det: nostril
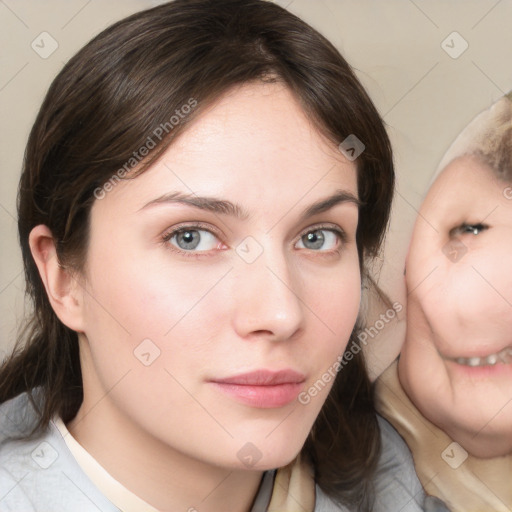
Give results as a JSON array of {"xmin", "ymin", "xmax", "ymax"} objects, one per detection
[{"xmin": 251, "ymin": 330, "xmax": 274, "ymax": 337}]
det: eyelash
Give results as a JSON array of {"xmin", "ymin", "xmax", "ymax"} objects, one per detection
[{"xmin": 161, "ymin": 222, "xmax": 347, "ymax": 258}]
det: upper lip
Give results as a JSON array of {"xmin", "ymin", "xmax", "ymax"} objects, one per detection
[{"xmin": 210, "ymin": 369, "xmax": 306, "ymax": 386}]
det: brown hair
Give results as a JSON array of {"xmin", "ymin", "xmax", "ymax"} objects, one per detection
[{"xmin": 1, "ymin": 0, "xmax": 393, "ymax": 509}]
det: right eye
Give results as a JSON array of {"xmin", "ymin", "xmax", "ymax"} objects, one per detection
[{"xmin": 162, "ymin": 223, "xmax": 225, "ymax": 255}]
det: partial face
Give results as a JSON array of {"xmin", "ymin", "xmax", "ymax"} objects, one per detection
[
  {"xmin": 400, "ymin": 156, "xmax": 512, "ymax": 457},
  {"xmin": 77, "ymin": 82, "xmax": 361, "ymax": 470}
]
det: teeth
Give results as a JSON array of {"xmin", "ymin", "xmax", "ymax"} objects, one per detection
[
  {"xmin": 499, "ymin": 349, "xmax": 512, "ymax": 364},
  {"xmin": 486, "ymin": 354, "xmax": 498, "ymax": 365},
  {"xmin": 452, "ymin": 347, "xmax": 512, "ymax": 367}
]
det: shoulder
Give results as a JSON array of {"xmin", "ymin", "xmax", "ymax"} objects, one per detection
[
  {"xmin": 0, "ymin": 391, "xmax": 44, "ymax": 511},
  {"xmin": 376, "ymin": 414, "xmax": 420, "ymax": 476},
  {"xmin": 0, "ymin": 388, "xmax": 41, "ymax": 441},
  {"xmin": 0, "ymin": 390, "xmax": 119, "ymax": 512}
]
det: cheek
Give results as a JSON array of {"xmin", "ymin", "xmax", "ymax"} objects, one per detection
[
  {"xmin": 407, "ymin": 244, "xmax": 512, "ymax": 338},
  {"xmin": 418, "ymin": 268, "xmax": 489, "ymax": 331},
  {"xmin": 469, "ymin": 239, "xmax": 512, "ymax": 304},
  {"xmin": 84, "ymin": 238, "xmax": 231, "ymax": 334},
  {"xmin": 304, "ymin": 253, "xmax": 361, "ymax": 328},
  {"xmin": 79, "ymin": 238, "xmax": 234, "ymax": 397},
  {"xmin": 308, "ymin": 261, "xmax": 362, "ymax": 386}
]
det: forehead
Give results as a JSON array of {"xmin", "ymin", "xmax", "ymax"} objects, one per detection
[
  {"xmin": 420, "ymin": 156, "xmax": 509, "ymax": 220},
  {"xmin": 159, "ymin": 80, "xmax": 353, "ymax": 185},
  {"xmin": 92, "ymin": 81, "xmax": 357, "ymax": 217}
]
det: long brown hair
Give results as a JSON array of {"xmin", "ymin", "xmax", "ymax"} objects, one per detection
[{"xmin": 1, "ymin": 0, "xmax": 394, "ymax": 509}]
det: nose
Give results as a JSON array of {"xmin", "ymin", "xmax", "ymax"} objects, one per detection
[{"xmin": 230, "ymin": 250, "xmax": 305, "ymax": 342}]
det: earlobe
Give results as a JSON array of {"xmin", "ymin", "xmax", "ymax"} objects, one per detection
[{"xmin": 28, "ymin": 225, "xmax": 85, "ymax": 333}]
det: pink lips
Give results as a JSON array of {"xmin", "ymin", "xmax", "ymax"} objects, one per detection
[{"xmin": 210, "ymin": 370, "xmax": 306, "ymax": 408}]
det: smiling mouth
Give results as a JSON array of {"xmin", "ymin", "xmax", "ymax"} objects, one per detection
[{"xmin": 447, "ymin": 347, "xmax": 512, "ymax": 367}]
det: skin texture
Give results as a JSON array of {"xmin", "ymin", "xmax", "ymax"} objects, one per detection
[
  {"xmin": 29, "ymin": 82, "xmax": 361, "ymax": 511},
  {"xmin": 400, "ymin": 155, "xmax": 512, "ymax": 459}
]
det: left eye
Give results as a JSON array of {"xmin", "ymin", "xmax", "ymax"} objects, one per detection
[
  {"xmin": 458, "ymin": 223, "xmax": 488, "ymax": 236},
  {"xmin": 168, "ymin": 228, "xmax": 220, "ymax": 251},
  {"xmin": 295, "ymin": 229, "xmax": 340, "ymax": 251}
]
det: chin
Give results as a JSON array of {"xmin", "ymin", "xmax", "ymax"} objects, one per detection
[
  {"xmin": 228, "ymin": 444, "xmax": 303, "ymax": 472},
  {"xmin": 449, "ymin": 429, "xmax": 512, "ymax": 459},
  {"xmin": 438, "ymin": 415, "xmax": 512, "ymax": 459}
]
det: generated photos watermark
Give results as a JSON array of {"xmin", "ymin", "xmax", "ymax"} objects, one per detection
[{"xmin": 298, "ymin": 301, "xmax": 403, "ymax": 405}]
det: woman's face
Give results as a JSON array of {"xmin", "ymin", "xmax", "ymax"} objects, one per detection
[
  {"xmin": 400, "ymin": 156, "xmax": 512, "ymax": 457},
  {"xmin": 76, "ymin": 82, "xmax": 361, "ymax": 470}
]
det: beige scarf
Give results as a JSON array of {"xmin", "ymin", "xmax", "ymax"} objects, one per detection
[
  {"xmin": 376, "ymin": 361, "xmax": 512, "ymax": 512},
  {"xmin": 267, "ymin": 456, "xmax": 316, "ymax": 512}
]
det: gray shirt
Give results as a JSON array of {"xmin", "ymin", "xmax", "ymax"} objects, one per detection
[{"xmin": 0, "ymin": 390, "xmax": 448, "ymax": 511}]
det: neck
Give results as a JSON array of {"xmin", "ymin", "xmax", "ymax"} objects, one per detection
[
  {"xmin": 67, "ymin": 350, "xmax": 265, "ymax": 512},
  {"xmin": 68, "ymin": 397, "xmax": 265, "ymax": 512}
]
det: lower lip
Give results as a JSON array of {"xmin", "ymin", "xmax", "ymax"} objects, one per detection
[{"xmin": 211, "ymin": 382, "xmax": 303, "ymax": 408}]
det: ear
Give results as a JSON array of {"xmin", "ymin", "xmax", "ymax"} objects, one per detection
[{"xmin": 29, "ymin": 225, "xmax": 85, "ymax": 333}]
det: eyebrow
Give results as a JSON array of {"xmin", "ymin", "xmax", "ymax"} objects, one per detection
[
  {"xmin": 139, "ymin": 189, "xmax": 361, "ymax": 221},
  {"xmin": 299, "ymin": 190, "xmax": 361, "ymax": 221},
  {"xmin": 139, "ymin": 192, "xmax": 250, "ymax": 218}
]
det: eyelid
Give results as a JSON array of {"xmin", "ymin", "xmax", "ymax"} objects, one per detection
[
  {"xmin": 161, "ymin": 221, "xmax": 223, "ymax": 242},
  {"xmin": 300, "ymin": 222, "xmax": 345, "ymax": 234}
]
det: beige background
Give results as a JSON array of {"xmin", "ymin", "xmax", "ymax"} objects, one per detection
[{"xmin": 1, "ymin": 0, "xmax": 511, "ymax": 374}]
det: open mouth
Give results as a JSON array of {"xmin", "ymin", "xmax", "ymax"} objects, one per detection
[{"xmin": 448, "ymin": 347, "xmax": 512, "ymax": 367}]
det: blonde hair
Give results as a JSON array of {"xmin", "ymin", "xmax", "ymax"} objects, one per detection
[{"xmin": 436, "ymin": 92, "xmax": 512, "ymax": 182}]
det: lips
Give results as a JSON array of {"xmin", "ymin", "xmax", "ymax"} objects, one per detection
[
  {"xmin": 213, "ymin": 369, "xmax": 306, "ymax": 386},
  {"xmin": 209, "ymin": 370, "xmax": 306, "ymax": 408}
]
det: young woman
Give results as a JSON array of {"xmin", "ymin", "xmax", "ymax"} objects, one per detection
[{"xmin": 0, "ymin": 1, "xmax": 446, "ymax": 510}]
